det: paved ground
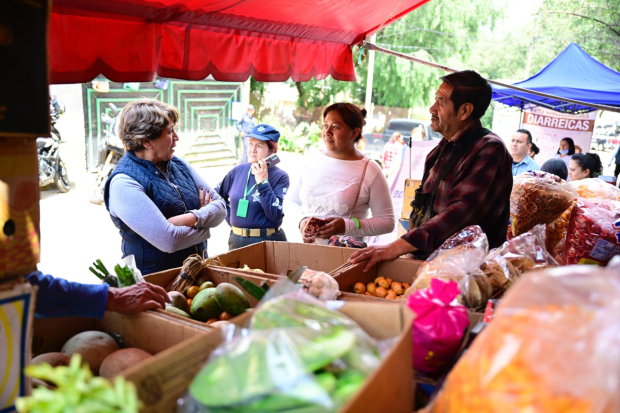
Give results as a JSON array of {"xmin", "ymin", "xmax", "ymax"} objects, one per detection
[{"xmin": 38, "ymin": 152, "xmax": 305, "ymax": 284}]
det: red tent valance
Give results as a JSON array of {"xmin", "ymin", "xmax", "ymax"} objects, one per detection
[{"xmin": 49, "ymin": 0, "xmax": 430, "ymax": 84}]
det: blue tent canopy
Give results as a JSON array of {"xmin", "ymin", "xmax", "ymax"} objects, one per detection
[{"xmin": 492, "ymin": 43, "xmax": 620, "ymax": 114}]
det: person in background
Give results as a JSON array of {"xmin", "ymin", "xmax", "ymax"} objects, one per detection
[
  {"xmin": 539, "ymin": 158, "xmax": 568, "ymax": 180},
  {"xmin": 104, "ymin": 100, "xmax": 226, "ymax": 275},
  {"xmin": 510, "ymin": 129, "xmax": 540, "ymax": 176},
  {"xmin": 569, "ymin": 153, "xmax": 603, "ymax": 181},
  {"xmin": 554, "ymin": 137, "xmax": 576, "ymax": 171},
  {"xmin": 236, "ymin": 104, "xmax": 257, "ymax": 163},
  {"xmin": 215, "ymin": 124, "xmax": 289, "ymax": 250},
  {"xmin": 349, "ymin": 70, "xmax": 512, "ymax": 270},
  {"xmin": 355, "ymin": 135, "xmax": 367, "ymax": 151},
  {"xmin": 381, "ymin": 131, "xmax": 403, "ymax": 173},
  {"xmin": 609, "ymin": 144, "xmax": 620, "ymax": 183},
  {"xmin": 575, "ymin": 145, "xmax": 583, "ymax": 154},
  {"xmin": 411, "ymin": 125, "xmax": 426, "ymax": 141},
  {"xmin": 529, "ymin": 142, "xmax": 540, "ymax": 159},
  {"xmin": 26, "ymin": 272, "xmax": 169, "ymax": 318},
  {"xmin": 285, "ymin": 103, "xmax": 394, "ymax": 245}
]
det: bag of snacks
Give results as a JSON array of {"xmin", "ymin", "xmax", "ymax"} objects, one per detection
[
  {"xmin": 409, "ymin": 248, "xmax": 491, "ymax": 312},
  {"xmin": 428, "ymin": 265, "xmax": 620, "ymax": 413},
  {"xmin": 508, "ymin": 171, "xmax": 577, "ymax": 239},
  {"xmin": 546, "ymin": 204, "xmax": 573, "ymax": 252},
  {"xmin": 425, "ymin": 225, "xmax": 489, "ymax": 262},
  {"xmin": 565, "ymin": 198, "xmax": 620, "ymax": 265},
  {"xmin": 571, "ymin": 178, "xmax": 620, "ymax": 201},
  {"xmin": 482, "ymin": 224, "xmax": 557, "ymax": 296},
  {"xmin": 407, "ymin": 278, "xmax": 469, "ymax": 376}
]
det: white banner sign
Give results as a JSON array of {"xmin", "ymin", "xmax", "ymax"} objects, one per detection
[
  {"xmin": 368, "ymin": 140, "xmax": 439, "ymax": 246},
  {"xmin": 522, "ymin": 107, "xmax": 598, "ymax": 164}
]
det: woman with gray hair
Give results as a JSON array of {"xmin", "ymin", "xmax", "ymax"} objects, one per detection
[{"xmin": 104, "ymin": 100, "xmax": 226, "ymax": 275}]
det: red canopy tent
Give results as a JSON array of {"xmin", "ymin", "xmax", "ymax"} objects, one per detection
[{"xmin": 49, "ymin": 0, "xmax": 430, "ymax": 84}]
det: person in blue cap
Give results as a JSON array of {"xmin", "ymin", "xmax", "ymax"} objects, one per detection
[
  {"xmin": 215, "ymin": 124, "xmax": 290, "ymax": 250},
  {"xmin": 236, "ymin": 104, "xmax": 257, "ymax": 163}
]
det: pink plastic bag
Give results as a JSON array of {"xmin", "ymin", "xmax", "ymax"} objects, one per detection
[{"xmin": 407, "ymin": 278, "xmax": 470, "ymax": 376}]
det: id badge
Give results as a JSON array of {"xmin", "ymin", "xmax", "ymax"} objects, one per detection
[{"xmin": 237, "ymin": 199, "xmax": 249, "ymax": 218}]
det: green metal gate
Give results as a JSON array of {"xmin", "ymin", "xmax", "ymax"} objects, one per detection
[{"xmin": 83, "ymin": 80, "xmax": 242, "ymax": 171}]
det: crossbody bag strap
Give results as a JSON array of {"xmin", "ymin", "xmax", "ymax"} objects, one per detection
[{"xmin": 348, "ymin": 159, "xmax": 370, "ymax": 220}]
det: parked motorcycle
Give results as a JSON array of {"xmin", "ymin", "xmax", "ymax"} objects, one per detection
[
  {"xmin": 37, "ymin": 132, "xmax": 71, "ymax": 193},
  {"xmin": 38, "ymin": 98, "xmax": 71, "ymax": 192},
  {"xmin": 89, "ymin": 103, "xmax": 125, "ymax": 205}
]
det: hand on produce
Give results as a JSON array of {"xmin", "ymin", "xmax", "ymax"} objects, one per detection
[
  {"xmin": 106, "ymin": 282, "xmax": 170, "ymax": 314},
  {"xmin": 314, "ymin": 217, "xmax": 345, "ymax": 239},
  {"xmin": 298, "ymin": 218, "xmax": 316, "ymax": 244},
  {"xmin": 349, "ymin": 239, "xmax": 417, "ymax": 272}
]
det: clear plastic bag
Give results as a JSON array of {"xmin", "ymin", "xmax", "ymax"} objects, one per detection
[
  {"xmin": 407, "ymin": 278, "xmax": 469, "ymax": 376},
  {"xmin": 482, "ymin": 224, "xmax": 557, "ymax": 296},
  {"xmin": 545, "ymin": 204, "xmax": 573, "ymax": 252},
  {"xmin": 508, "ymin": 171, "xmax": 577, "ymax": 239},
  {"xmin": 299, "ymin": 269, "xmax": 341, "ymax": 300},
  {"xmin": 179, "ymin": 289, "xmax": 387, "ymax": 413},
  {"xmin": 427, "ymin": 265, "xmax": 620, "ymax": 413},
  {"xmin": 570, "ymin": 177, "xmax": 620, "ymax": 201},
  {"xmin": 565, "ymin": 198, "xmax": 620, "ymax": 265},
  {"xmin": 411, "ymin": 248, "xmax": 490, "ymax": 312},
  {"xmin": 425, "ymin": 225, "xmax": 489, "ymax": 262}
]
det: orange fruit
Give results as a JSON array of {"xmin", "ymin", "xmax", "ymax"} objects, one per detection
[{"xmin": 186, "ymin": 286, "xmax": 200, "ymax": 298}]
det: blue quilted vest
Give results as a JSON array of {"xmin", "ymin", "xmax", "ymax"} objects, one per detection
[{"xmin": 104, "ymin": 152, "xmax": 206, "ymax": 275}]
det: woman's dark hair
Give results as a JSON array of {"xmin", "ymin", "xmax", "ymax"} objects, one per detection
[
  {"xmin": 323, "ymin": 103, "xmax": 367, "ymax": 142},
  {"xmin": 556, "ymin": 137, "xmax": 576, "ymax": 156},
  {"xmin": 529, "ymin": 142, "xmax": 540, "ymax": 156},
  {"xmin": 440, "ymin": 70, "xmax": 492, "ymax": 121},
  {"xmin": 540, "ymin": 158, "xmax": 568, "ymax": 180},
  {"xmin": 119, "ymin": 99, "xmax": 179, "ymax": 152},
  {"xmin": 571, "ymin": 153, "xmax": 603, "ymax": 178}
]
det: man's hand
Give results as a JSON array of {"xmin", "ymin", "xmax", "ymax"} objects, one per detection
[
  {"xmin": 299, "ymin": 218, "xmax": 315, "ymax": 244},
  {"xmin": 315, "ymin": 217, "xmax": 345, "ymax": 239},
  {"xmin": 348, "ymin": 239, "xmax": 417, "ymax": 272},
  {"xmin": 106, "ymin": 282, "xmax": 170, "ymax": 314},
  {"xmin": 251, "ymin": 160, "xmax": 269, "ymax": 183}
]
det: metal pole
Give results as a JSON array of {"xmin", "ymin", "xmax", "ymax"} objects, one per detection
[
  {"xmin": 364, "ymin": 42, "xmax": 620, "ymax": 114},
  {"xmin": 363, "ymin": 34, "xmax": 377, "ymax": 132}
]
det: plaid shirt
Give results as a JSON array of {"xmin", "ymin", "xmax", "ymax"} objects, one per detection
[
  {"xmin": 382, "ymin": 141, "xmax": 402, "ymax": 170},
  {"xmin": 401, "ymin": 121, "xmax": 513, "ymax": 253}
]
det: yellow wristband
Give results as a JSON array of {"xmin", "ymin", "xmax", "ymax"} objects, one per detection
[{"xmin": 351, "ymin": 217, "xmax": 361, "ymax": 229}]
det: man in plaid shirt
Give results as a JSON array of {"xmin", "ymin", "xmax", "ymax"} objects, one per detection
[{"xmin": 350, "ymin": 70, "xmax": 512, "ymax": 271}]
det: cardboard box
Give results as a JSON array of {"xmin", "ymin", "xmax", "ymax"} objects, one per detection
[
  {"xmin": 212, "ymin": 241, "xmax": 356, "ymax": 277},
  {"xmin": 332, "ymin": 259, "xmax": 423, "ymax": 303},
  {"xmin": 31, "ymin": 310, "xmax": 213, "ymax": 413},
  {"xmin": 0, "ymin": 138, "xmax": 40, "ymax": 280},
  {"xmin": 143, "ymin": 266, "xmax": 279, "ymax": 328},
  {"xmin": 123, "ymin": 300, "xmax": 414, "ymax": 413},
  {"xmin": 0, "ymin": 280, "xmax": 36, "ymax": 412}
]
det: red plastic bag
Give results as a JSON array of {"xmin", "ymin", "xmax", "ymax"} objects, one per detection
[
  {"xmin": 566, "ymin": 198, "xmax": 620, "ymax": 265},
  {"xmin": 407, "ymin": 278, "xmax": 469, "ymax": 376}
]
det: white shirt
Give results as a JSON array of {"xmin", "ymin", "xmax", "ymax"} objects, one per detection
[{"xmin": 284, "ymin": 151, "xmax": 395, "ymax": 243}]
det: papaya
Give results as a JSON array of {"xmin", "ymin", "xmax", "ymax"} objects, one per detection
[
  {"xmin": 214, "ymin": 283, "xmax": 250, "ymax": 316},
  {"xmin": 165, "ymin": 305, "xmax": 190, "ymax": 318},
  {"xmin": 191, "ymin": 288, "xmax": 223, "ymax": 321}
]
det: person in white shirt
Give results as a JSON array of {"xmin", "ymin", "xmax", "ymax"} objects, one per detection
[{"xmin": 285, "ymin": 103, "xmax": 395, "ymax": 245}]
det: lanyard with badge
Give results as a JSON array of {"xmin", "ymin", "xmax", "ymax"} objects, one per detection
[{"xmin": 236, "ymin": 166, "xmax": 257, "ymax": 218}]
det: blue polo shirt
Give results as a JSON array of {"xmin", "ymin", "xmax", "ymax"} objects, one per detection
[
  {"xmin": 512, "ymin": 154, "xmax": 540, "ymax": 176},
  {"xmin": 215, "ymin": 163, "xmax": 289, "ymax": 229}
]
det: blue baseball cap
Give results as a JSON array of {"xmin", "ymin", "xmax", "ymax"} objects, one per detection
[{"xmin": 246, "ymin": 124, "xmax": 280, "ymax": 143}]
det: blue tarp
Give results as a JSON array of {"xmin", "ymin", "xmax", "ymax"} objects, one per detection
[{"xmin": 492, "ymin": 43, "xmax": 620, "ymax": 113}]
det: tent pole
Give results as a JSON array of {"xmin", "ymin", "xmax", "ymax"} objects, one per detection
[{"xmin": 364, "ymin": 43, "xmax": 620, "ymax": 114}]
